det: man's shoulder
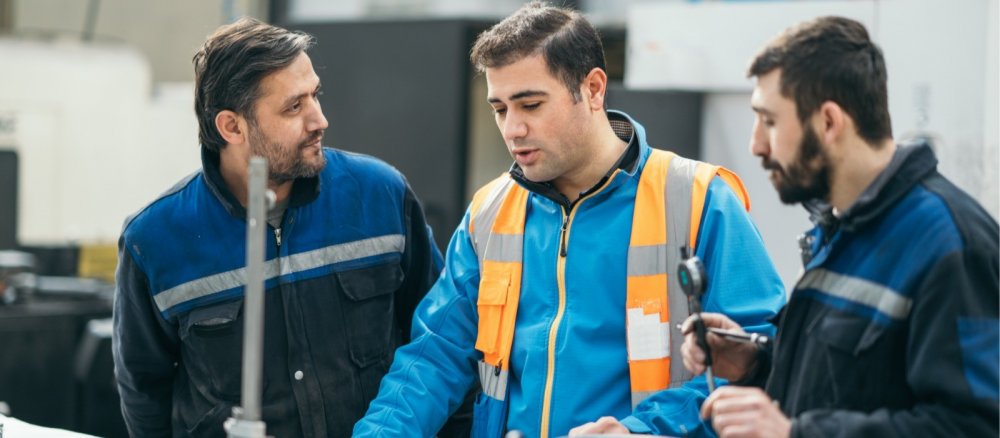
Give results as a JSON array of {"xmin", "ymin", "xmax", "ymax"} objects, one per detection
[
  {"xmin": 121, "ymin": 170, "xmax": 204, "ymax": 240},
  {"xmin": 323, "ymin": 147, "xmax": 405, "ymax": 184},
  {"xmin": 911, "ymin": 173, "xmax": 999, "ymax": 254}
]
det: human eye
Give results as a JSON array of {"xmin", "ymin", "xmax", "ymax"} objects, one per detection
[
  {"xmin": 492, "ymin": 106, "xmax": 507, "ymax": 116},
  {"xmin": 288, "ymin": 101, "xmax": 302, "ymax": 113},
  {"xmin": 523, "ymin": 102, "xmax": 541, "ymax": 111}
]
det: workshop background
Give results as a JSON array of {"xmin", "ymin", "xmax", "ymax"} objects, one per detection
[{"xmin": 0, "ymin": 0, "xmax": 996, "ymax": 436}]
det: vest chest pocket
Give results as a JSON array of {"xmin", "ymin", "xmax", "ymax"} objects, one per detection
[
  {"xmin": 808, "ymin": 312, "xmax": 901, "ymax": 408},
  {"xmin": 179, "ymin": 298, "xmax": 245, "ymax": 401},
  {"xmin": 474, "ymin": 268, "xmax": 511, "ymax": 357},
  {"xmin": 337, "ymin": 262, "xmax": 404, "ymax": 368}
]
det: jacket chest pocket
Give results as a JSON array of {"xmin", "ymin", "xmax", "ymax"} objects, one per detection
[
  {"xmin": 807, "ymin": 312, "xmax": 905, "ymax": 409},
  {"xmin": 179, "ymin": 298, "xmax": 245, "ymax": 401},
  {"xmin": 337, "ymin": 262, "xmax": 404, "ymax": 369}
]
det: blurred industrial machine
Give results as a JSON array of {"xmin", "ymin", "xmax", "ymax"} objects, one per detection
[{"xmin": 287, "ymin": 20, "xmax": 704, "ymax": 248}]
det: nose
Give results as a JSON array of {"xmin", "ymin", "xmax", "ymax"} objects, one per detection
[
  {"xmin": 501, "ymin": 111, "xmax": 527, "ymax": 143},
  {"xmin": 749, "ymin": 117, "xmax": 769, "ymax": 158},
  {"xmin": 307, "ymin": 99, "xmax": 329, "ymax": 132}
]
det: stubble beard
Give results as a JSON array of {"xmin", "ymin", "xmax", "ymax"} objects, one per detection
[
  {"xmin": 248, "ymin": 124, "xmax": 326, "ymax": 184},
  {"xmin": 762, "ymin": 124, "xmax": 831, "ymax": 205}
]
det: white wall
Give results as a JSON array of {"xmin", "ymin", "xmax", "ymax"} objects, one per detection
[
  {"xmin": 626, "ymin": 0, "xmax": 1000, "ymax": 289},
  {"xmin": 0, "ymin": 39, "xmax": 199, "ymax": 245},
  {"xmin": 14, "ymin": 0, "xmax": 265, "ymax": 83}
]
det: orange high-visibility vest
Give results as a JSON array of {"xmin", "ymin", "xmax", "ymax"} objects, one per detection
[{"xmin": 468, "ymin": 149, "xmax": 749, "ymax": 408}]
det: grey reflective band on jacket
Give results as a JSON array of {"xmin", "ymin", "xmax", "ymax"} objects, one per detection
[
  {"xmin": 664, "ymin": 155, "xmax": 699, "ymax": 390},
  {"xmin": 470, "ymin": 177, "xmax": 520, "ymax": 399},
  {"xmin": 471, "ymin": 178, "xmax": 517, "ymax": 267},
  {"xmin": 798, "ymin": 268, "xmax": 913, "ymax": 320},
  {"xmin": 627, "ymin": 244, "xmax": 668, "ymax": 276},
  {"xmin": 478, "ymin": 360, "xmax": 509, "ymax": 401},
  {"xmin": 153, "ymin": 234, "xmax": 405, "ymax": 314}
]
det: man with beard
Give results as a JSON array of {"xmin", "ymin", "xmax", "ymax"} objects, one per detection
[
  {"xmin": 680, "ymin": 16, "xmax": 999, "ymax": 438},
  {"xmin": 113, "ymin": 18, "xmax": 468, "ymax": 437}
]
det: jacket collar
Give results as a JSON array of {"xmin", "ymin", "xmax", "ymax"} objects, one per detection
[
  {"xmin": 509, "ymin": 109, "xmax": 641, "ymax": 209},
  {"xmin": 807, "ymin": 140, "xmax": 938, "ymax": 234},
  {"xmin": 200, "ymin": 146, "xmax": 322, "ymax": 219}
]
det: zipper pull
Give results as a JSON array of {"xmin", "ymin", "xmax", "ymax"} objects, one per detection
[
  {"xmin": 559, "ymin": 212, "xmax": 569, "ymax": 257},
  {"xmin": 274, "ymin": 227, "xmax": 282, "ymax": 248}
]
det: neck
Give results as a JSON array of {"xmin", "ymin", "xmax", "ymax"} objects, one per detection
[
  {"xmin": 553, "ymin": 124, "xmax": 627, "ymax": 202},
  {"xmin": 219, "ymin": 148, "xmax": 293, "ymax": 207},
  {"xmin": 828, "ymin": 138, "xmax": 896, "ymax": 212}
]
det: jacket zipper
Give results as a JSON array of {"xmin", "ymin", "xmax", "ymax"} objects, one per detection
[
  {"xmin": 539, "ymin": 173, "xmax": 617, "ymax": 438},
  {"xmin": 274, "ymin": 227, "xmax": 283, "ymax": 248}
]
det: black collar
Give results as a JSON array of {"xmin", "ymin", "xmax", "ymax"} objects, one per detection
[
  {"xmin": 200, "ymin": 146, "xmax": 321, "ymax": 219},
  {"xmin": 509, "ymin": 113, "xmax": 639, "ymax": 209},
  {"xmin": 806, "ymin": 141, "xmax": 938, "ymax": 234}
]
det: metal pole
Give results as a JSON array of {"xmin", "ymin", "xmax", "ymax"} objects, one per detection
[
  {"xmin": 225, "ymin": 157, "xmax": 269, "ymax": 438},
  {"xmin": 242, "ymin": 156, "xmax": 267, "ymax": 420}
]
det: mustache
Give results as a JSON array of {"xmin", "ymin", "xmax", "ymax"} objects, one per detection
[
  {"xmin": 300, "ymin": 131, "xmax": 324, "ymax": 148},
  {"xmin": 761, "ymin": 157, "xmax": 783, "ymax": 172}
]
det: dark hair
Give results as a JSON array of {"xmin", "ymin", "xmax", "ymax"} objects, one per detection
[
  {"xmin": 193, "ymin": 17, "xmax": 315, "ymax": 152},
  {"xmin": 470, "ymin": 1, "xmax": 605, "ymax": 101},
  {"xmin": 748, "ymin": 16, "xmax": 892, "ymax": 144}
]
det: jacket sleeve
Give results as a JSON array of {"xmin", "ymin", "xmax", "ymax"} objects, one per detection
[
  {"xmin": 395, "ymin": 185, "xmax": 446, "ymax": 342},
  {"xmin": 792, "ymin": 237, "xmax": 999, "ymax": 437},
  {"xmin": 112, "ymin": 235, "xmax": 180, "ymax": 437},
  {"xmin": 620, "ymin": 177, "xmax": 787, "ymax": 437},
  {"xmin": 354, "ymin": 210, "xmax": 481, "ymax": 438}
]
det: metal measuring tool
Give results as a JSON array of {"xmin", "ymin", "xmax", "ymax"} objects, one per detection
[{"xmin": 677, "ymin": 246, "xmax": 715, "ymax": 392}]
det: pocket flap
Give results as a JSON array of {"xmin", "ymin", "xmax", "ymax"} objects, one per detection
[
  {"xmin": 180, "ymin": 298, "xmax": 242, "ymax": 339},
  {"xmin": 337, "ymin": 262, "xmax": 404, "ymax": 301},
  {"xmin": 812, "ymin": 313, "xmax": 887, "ymax": 356},
  {"xmin": 477, "ymin": 268, "xmax": 511, "ymax": 306}
]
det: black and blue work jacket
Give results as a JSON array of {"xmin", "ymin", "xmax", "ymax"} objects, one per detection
[
  {"xmin": 113, "ymin": 146, "xmax": 445, "ymax": 437},
  {"xmin": 748, "ymin": 142, "xmax": 999, "ymax": 437}
]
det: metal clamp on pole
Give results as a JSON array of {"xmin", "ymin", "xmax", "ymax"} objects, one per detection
[
  {"xmin": 225, "ymin": 157, "xmax": 273, "ymax": 438},
  {"xmin": 677, "ymin": 246, "xmax": 715, "ymax": 393}
]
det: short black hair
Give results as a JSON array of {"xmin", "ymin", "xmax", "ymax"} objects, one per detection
[
  {"xmin": 193, "ymin": 17, "xmax": 315, "ymax": 152},
  {"xmin": 748, "ymin": 16, "xmax": 892, "ymax": 144},
  {"xmin": 470, "ymin": 1, "xmax": 605, "ymax": 101}
]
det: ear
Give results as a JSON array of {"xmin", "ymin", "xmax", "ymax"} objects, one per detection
[
  {"xmin": 581, "ymin": 67, "xmax": 608, "ymax": 111},
  {"xmin": 215, "ymin": 110, "xmax": 247, "ymax": 147},
  {"xmin": 817, "ymin": 101, "xmax": 847, "ymax": 145}
]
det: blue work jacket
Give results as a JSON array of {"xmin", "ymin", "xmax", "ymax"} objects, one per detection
[{"xmin": 355, "ymin": 111, "xmax": 786, "ymax": 438}]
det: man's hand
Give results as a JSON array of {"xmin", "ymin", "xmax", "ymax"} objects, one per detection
[
  {"xmin": 680, "ymin": 312, "xmax": 758, "ymax": 381},
  {"xmin": 700, "ymin": 386, "xmax": 790, "ymax": 438},
  {"xmin": 568, "ymin": 416, "xmax": 630, "ymax": 436}
]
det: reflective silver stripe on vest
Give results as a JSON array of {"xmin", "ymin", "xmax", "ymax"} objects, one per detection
[
  {"xmin": 478, "ymin": 360, "xmax": 509, "ymax": 401},
  {"xmin": 798, "ymin": 268, "xmax": 912, "ymax": 320},
  {"xmin": 483, "ymin": 233, "xmax": 523, "ymax": 263},
  {"xmin": 630, "ymin": 154, "xmax": 705, "ymax": 408},
  {"xmin": 472, "ymin": 178, "xmax": 516, "ymax": 265},
  {"xmin": 664, "ymin": 155, "xmax": 699, "ymax": 387},
  {"xmin": 153, "ymin": 234, "xmax": 405, "ymax": 313},
  {"xmin": 627, "ymin": 244, "xmax": 668, "ymax": 276}
]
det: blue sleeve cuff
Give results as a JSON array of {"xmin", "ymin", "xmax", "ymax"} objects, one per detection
[{"xmin": 620, "ymin": 415, "xmax": 652, "ymax": 434}]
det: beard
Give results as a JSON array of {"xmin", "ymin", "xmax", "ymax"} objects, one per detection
[
  {"xmin": 248, "ymin": 123, "xmax": 326, "ymax": 184},
  {"xmin": 762, "ymin": 124, "xmax": 831, "ymax": 205}
]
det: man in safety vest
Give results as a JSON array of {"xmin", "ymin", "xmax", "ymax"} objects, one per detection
[
  {"xmin": 354, "ymin": 2, "xmax": 785, "ymax": 437},
  {"xmin": 681, "ymin": 16, "xmax": 999, "ymax": 438}
]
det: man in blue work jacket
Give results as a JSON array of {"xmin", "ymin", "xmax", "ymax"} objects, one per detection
[
  {"xmin": 353, "ymin": 2, "xmax": 786, "ymax": 437},
  {"xmin": 112, "ymin": 18, "xmax": 469, "ymax": 437},
  {"xmin": 682, "ymin": 16, "xmax": 999, "ymax": 438}
]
